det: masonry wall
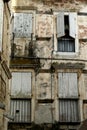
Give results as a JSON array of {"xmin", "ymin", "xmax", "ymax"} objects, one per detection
[
  {"xmin": 10, "ymin": 0, "xmax": 87, "ymax": 130},
  {"xmin": 0, "ymin": 1, "xmax": 11, "ymax": 130}
]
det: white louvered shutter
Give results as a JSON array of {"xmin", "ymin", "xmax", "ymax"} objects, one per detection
[
  {"xmin": 58, "ymin": 73, "xmax": 78, "ymax": 98},
  {"xmin": 69, "ymin": 12, "xmax": 77, "ymax": 38},
  {"xmin": 14, "ymin": 13, "xmax": 33, "ymax": 38},
  {"xmin": 23, "ymin": 13, "xmax": 33, "ymax": 37},
  {"xmin": 12, "ymin": 72, "xmax": 31, "ymax": 96},
  {"xmin": 57, "ymin": 12, "xmax": 65, "ymax": 38}
]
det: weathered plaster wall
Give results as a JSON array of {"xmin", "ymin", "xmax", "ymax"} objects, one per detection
[
  {"xmin": 1, "ymin": 1, "xmax": 11, "ymax": 130},
  {"xmin": 10, "ymin": 0, "xmax": 87, "ymax": 128},
  {"xmin": 11, "ymin": 0, "xmax": 87, "ymax": 61}
]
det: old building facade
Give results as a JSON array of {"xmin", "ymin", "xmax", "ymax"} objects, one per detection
[
  {"xmin": 0, "ymin": 0, "xmax": 11, "ymax": 130},
  {"xmin": 8, "ymin": 0, "xmax": 87, "ymax": 130}
]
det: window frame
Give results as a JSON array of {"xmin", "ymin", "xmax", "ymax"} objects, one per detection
[
  {"xmin": 53, "ymin": 12, "xmax": 79, "ymax": 56},
  {"xmin": 57, "ymin": 71, "xmax": 80, "ymax": 123},
  {"xmin": 10, "ymin": 70, "xmax": 35, "ymax": 123}
]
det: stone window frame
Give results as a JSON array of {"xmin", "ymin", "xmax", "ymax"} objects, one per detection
[{"xmin": 53, "ymin": 12, "xmax": 79, "ymax": 57}]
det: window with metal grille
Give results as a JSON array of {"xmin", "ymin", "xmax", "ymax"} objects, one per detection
[
  {"xmin": 10, "ymin": 99, "xmax": 31, "ymax": 123},
  {"xmin": 57, "ymin": 15, "xmax": 75, "ymax": 52},
  {"xmin": 55, "ymin": 12, "xmax": 78, "ymax": 53},
  {"xmin": 58, "ymin": 36, "xmax": 75, "ymax": 52},
  {"xmin": 59, "ymin": 99, "xmax": 79, "ymax": 123}
]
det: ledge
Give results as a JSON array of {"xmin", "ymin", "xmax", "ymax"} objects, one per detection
[{"xmin": 52, "ymin": 62, "xmax": 85, "ymax": 69}]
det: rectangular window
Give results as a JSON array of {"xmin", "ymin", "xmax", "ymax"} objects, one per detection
[
  {"xmin": 10, "ymin": 72, "xmax": 32, "ymax": 123},
  {"xmin": 56, "ymin": 12, "xmax": 78, "ymax": 53},
  {"xmin": 58, "ymin": 72, "xmax": 79, "ymax": 123},
  {"xmin": 14, "ymin": 13, "xmax": 33, "ymax": 38},
  {"xmin": 10, "ymin": 99, "xmax": 31, "ymax": 122}
]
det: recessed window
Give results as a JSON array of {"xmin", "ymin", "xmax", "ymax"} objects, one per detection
[
  {"xmin": 54, "ymin": 12, "xmax": 78, "ymax": 54},
  {"xmin": 58, "ymin": 72, "xmax": 80, "ymax": 123},
  {"xmin": 58, "ymin": 15, "xmax": 75, "ymax": 52}
]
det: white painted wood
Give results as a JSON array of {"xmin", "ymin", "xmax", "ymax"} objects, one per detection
[
  {"xmin": 58, "ymin": 73, "xmax": 78, "ymax": 98},
  {"xmin": 69, "ymin": 12, "xmax": 77, "ymax": 38},
  {"xmin": 21, "ymin": 72, "xmax": 31, "ymax": 94},
  {"xmin": 23, "ymin": 13, "xmax": 32, "ymax": 37},
  {"xmin": 11, "ymin": 72, "xmax": 31, "ymax": 96},
  {"xmin": 14, "ymin": 13, "xmax": 33, "ymax": 38},
  {"xmin": 57, "ymin": 12, "xmax": 65, "ymax": 37}
]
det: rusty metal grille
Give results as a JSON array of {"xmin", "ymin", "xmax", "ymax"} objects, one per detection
[
  {"xmin": 10, "ymin": 99, "xmax": 31, "ymax": 123},
  {"xmin": 59, "ymin": 99, "xmax": 79, "ymax": 123}
]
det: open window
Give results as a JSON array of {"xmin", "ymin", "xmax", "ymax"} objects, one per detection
[{"xmin": 54, "ymin": 12, "xmax": 78, "ymax": 55}]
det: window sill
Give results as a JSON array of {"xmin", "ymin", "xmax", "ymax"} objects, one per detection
[{"xmin": 53, "ymin": 51, "xmax": 79, "ymax": 57}]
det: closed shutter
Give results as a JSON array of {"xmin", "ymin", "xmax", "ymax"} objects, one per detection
[
  {"xmin": 11, "ymin": 72, "xmax": 31, "ymax": 96},
  {"xmin": 57, "ymin": 12, "xmax": 65, "ymax": 38},
  {"xmin": 0, "ymin": 1, "xmax": 4, "ymax": 51},
  {"xmin": 23, "ymin": 13, "xmax": 33, "ymax": 37},
  {"xmin": 58, "ymin": 73, "xmax": 78, "ymax": 98},
  {"xmin": 10, "ymin": 99, "xmax": 31, "ymax": 122},
  {"xmin": 14, "ymin": 13, "xmax": 33, "ymax": 38},
  {"xmin": 69, "ymin": 12, "xmax": 77, "ymax": 38}
]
